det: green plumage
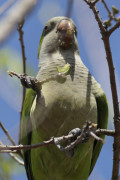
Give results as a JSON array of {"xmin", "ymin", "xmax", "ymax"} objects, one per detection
[
  {"xmin": 20, "ymin": 17, "xmax": 108, "ymax": 180},
  {"xmin": 90, "ymin": 94, "xmax": 108, "ymax": 173},
  {"xmin": 20, "ymin": 89, "xmax": 36, "ymax": 180}
]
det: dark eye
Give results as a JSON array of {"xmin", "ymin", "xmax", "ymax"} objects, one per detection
[
  {"xmin": 43, "ymin": 25, "xmax": 50, "ymax": 36},
  {"xmin": 43, "ymin": 22, "xmax": 55, "ymax": 36},
  {"xmin": 44, "ymin": 26, "xmax": 48, "ymax": 31}
]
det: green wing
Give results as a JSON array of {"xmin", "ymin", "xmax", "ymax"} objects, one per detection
[
  {"xmin": 20, "ymin": 89, "xmax": 36, "ymax": 180},
  {"xmin": 90, "ymin": 93, "xmax": 108, "ymax": 173}
]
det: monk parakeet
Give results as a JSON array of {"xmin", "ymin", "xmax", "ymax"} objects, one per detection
[{"xmin": 20, "ymin": 17, "xmax": 108, "ymax": 180}]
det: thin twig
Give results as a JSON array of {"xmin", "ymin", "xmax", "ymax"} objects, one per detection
[
  {"xmin": 0, "ymin": 124, "xmax": 114, "ymax": 152},
  {"xmin": 0, "ymin": 150, "xmax": 17, "ymax": 153},
  {"xmin": 84, "ymin": 1, "xmax": 106, "ymax": 34},
  {"xmin": 9, "ymin": 153, "xmax": 24, "ymax": 166},
  {"xmin": 0, "ymin": 121, "xmax": 16, "ymax": 146},
  {"xmin": 108, "ymin": 21, "xmax": 120, "ymax": 36},
  {"xmin": 17, "ymin": 21, "xmax": 26, "ymax": 77},
  {"xmin": 103, "ymin": 37, "xmax": 119, "ymax": 118},
  {"xmin": 0, "ymin": 121, "xmax": 23, "ymax": 158},
  {"xmin": 101, "ymin": 0, "xmax": 112, "ymax": 17},
  {"xmin": 101, "ymin": 0, "xmax": 119, "ymax": 24},
  {"xmin": 0, "ymin": 138, "xmax": 54, "ymax": 151},
  {"xmin": 64, "ymin": 123, "xmax": 103, "ymax": 152},
  {"xmin": 8, "ymin": 71, "xmax": 21, "ymax": 79},
  {"xmin": 0, "ymin": 141, "xmax": 24, "ymax": 166},
  {"xmin": 17, "ymin": 21, "xmax": 26, "ymax": 144},
  {"xmin": 8, "ymin": 65, "xmax": 71, "ymax": 90},
  {"xmin": 96, "ymin": 129, "xmax": 115, "ymax": 136},
  {"xmin": 90, "ymin": 131, "xmax": 104, "ymax": 142}
]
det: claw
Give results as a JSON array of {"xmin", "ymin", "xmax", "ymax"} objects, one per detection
[
  {"xmin": 20, "ymin": 74, "xmax": 36, "ymax": 88},
  {"xmin": 65, "ymin": 128, "xmax": 82, "ymax": 157},
  {"xmin": 20, "ymin": 74, "xmax": 41, "ymax": 95}
]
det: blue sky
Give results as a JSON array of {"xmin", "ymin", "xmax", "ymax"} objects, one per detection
[{"xmin": 0, "ymin": 0, "xmax": 120, "ymax": 180}]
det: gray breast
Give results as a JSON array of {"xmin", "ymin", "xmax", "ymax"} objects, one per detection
[{"xmin": 31, "ymin": 53, "xmax": 101, "ymax": 137}]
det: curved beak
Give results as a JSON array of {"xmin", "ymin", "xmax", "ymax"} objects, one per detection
[{"xmin": 57, "ymin": 19, "xmax": 75, "ymax": 47}]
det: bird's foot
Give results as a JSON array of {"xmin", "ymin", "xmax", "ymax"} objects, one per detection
[
  {"xmin": 54, "ymin": 122, "xmax": 99, "ymax": 157},
  {"xmin": 20, "ymin": 74, "xmax": 42, "ymax": 95},
  {"xmin": 8, "ymin": 71, "xmax": 41, "ymax": 94},
  {"xmin": 65, "ymin": 128, "xmax": 82, "ymax": 157},
  {"xmin": 65, "ymin": 126, "xmax": 91, "ymax": 157},
  {"xmin": 19, "ymin": 74, "xmax": 36, "ymax": 88}
]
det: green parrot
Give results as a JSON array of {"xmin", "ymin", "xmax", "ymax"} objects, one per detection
[{"xmin": 20, "ymin": 17, "xmax": 108, "ymax": 180}]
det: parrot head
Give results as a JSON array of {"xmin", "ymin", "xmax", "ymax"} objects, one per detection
[{"xmin": 38, "ymin": 17, "xmax": 78, "ymax": 58}]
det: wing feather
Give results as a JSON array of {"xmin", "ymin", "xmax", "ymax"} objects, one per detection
[
  {"xmin": 20, "ymin": 89, "xmax": 36, "ymax": 180},
  {"xmin": 90, "ymin": 93, "xmax": 108, "ymax": 173}
]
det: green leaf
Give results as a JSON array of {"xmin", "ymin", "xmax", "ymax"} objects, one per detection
[
  {"xmin": 112, "ymin": 6, "xmax": 119, "ymax": 15},
  {"xmin": 57, "ymin": 63, "xmax": 71, "ymax": 75}
]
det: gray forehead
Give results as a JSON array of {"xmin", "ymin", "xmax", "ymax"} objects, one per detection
[{"xmin": 45, "ymin": 16, "xmax": 76, "ymax": 28}]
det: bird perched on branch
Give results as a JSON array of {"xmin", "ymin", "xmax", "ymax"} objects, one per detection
[{"xmin": 20, "ymin": 16, "xmax": 108, "ymax": 180}]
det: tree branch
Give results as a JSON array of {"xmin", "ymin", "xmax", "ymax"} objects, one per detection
[
  {"xmin": 17, "ymin": 21, "xmax": 26, "ymax": 144},
  {"xmin": 103, "ymin": 37, "xmax": 119, "ymax": 117},
  {"xmin": 101, "ymin": 0, "xmax": 112, "ymax": 17},
  {"xmin": 108, "ymin": 21, "xmax": 120, "ymax": 36},
  {"xmin": 101, "ymin": 0, "xmax": 119, "ymax": 22},
  {"xmin": 83, "ymin": 1, "xmax": 120, "ymax": 179},
  {"xmin": 0, "ymin": 123, "xmax": 115, "ymax": 153},
  {"xmin": 0, "ymin": 138, "xmax": 54, "ymax": 151},
  {"xmin": 9, "ymin": 152, "xmax": 24, "ymax": 166},
  {"xmin": 95, "ymin": 129, "xmax": 115, "ymax": 136},
  {"xmin": 8, "ymin": 64, "xmax": 71, "ymax": 93},
  {"xmin": 0, "ymin": 141, "xmax": 24, "ymax": 166},
  {"xmin": 0, "ymin": 121, "xmax": 16, "ymax": 146},
  {"xmin": 85, "ymin": 1, "xmax": 106, "ymax": 34},
  {"xmin": 0, "ymin": 121, "xmax": 23, "ymax": 159},
  {"xmin": 17, "ymin": 21, "xmax": 26, "ymax": 78}
]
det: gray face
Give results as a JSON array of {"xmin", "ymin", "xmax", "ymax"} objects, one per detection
[{"xmin": 39, "ymin": 16, "xmax": 78, "ymax": 56}]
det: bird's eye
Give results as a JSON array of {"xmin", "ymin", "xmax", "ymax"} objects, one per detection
[
  {"xmin": 43, "ymin": 25, "xmax": 50, "ymax": 36},
  {"xmin": 44, "ymin": 26, "xmax": 48, "ymax": 30},
  {"xmin": 43, "ymin": 22, "xmax": 55, "ymax": 36}
]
